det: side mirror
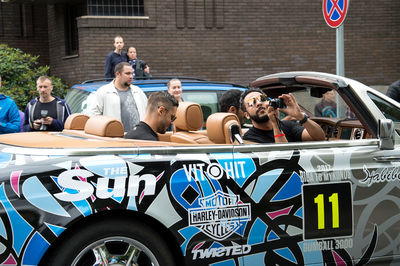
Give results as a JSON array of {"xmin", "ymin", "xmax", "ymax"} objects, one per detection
[{"xmin": 378, "ymin": 119, "xmax": 395, "ymax": 150}]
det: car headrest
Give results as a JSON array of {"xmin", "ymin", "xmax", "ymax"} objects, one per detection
[
  {"xmin": 84, "ymin": 115, "xmax": 124, "ymax": 137},
  {"xmin": 174, "ymin": 102, "xmax": 204, "ymax": 131},
  {"xmin": 64, "ymin": 113, "xmax": 90, "ymax": 130},
  {"xmin": 206, "ymin": 113, "xmax": 241, "ymax": 144}
]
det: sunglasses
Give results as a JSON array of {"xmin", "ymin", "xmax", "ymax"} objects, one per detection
[
  {"xmin": 160, "ymin": 106, "xmax": 177, "ymax": 122},
  {"xmin": 170, "ymin": 114, "xmax": 177, "ymax": 122},
  {"xmin": 247, "ymin": 94, "xmax": 268, "ymax": 107}
]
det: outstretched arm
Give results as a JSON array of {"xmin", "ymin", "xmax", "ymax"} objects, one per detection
[{"xmin": 279, "ymin": 93, "xmax": 325, "ymax": 141}]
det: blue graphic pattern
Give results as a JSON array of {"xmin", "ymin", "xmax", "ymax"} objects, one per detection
[
  {"xmin": 178, "ymin": 226, "xmax": 201, "ymax": 255},
  {"xmin": 274, "ymin": 247, "xmax": 297, "ymax": 264},
  {"xmin": 22, "ymin": 232, "xmax": 50, "ymax": 265},
  {"xmin": 45, "ymin": 223, "xmax": 65, "ymax": 237},
  {"xmin": 251, "ymin": 169, "xmax": 283, "ymax": 203},
  {"xmin": 272, "ymin": 172, "xmax": 302, "ymax": 202},
  {"xmin": 22, "ymin": 176, "xmax": 70, "ymax": 217},
  {"xmin": 0, "ymin": 183, "xmax": 33, "ymax": 256},
  {"xmin": 248, "ymin": 218, "xmax": 267, "ymax": 245},
  {"xmin": 0, "ymin": 153, "xmax": 12, "ymax": 169}
]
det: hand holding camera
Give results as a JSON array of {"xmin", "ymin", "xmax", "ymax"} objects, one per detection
[
  {"xmin": 39, "ymin": 110, "xmax": 48, "ymax": 131},
  {"xmin": 269, "ymin": 98, "xmax": 286, "ymax": 109},
  {"xmin": 275, "ymin": 93, "xmax": 305, "ymax": 121}
]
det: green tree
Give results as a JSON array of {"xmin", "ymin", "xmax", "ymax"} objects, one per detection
[{"xmin": 0, "ymin": 44, "xmax": 68, "ymax": 110}]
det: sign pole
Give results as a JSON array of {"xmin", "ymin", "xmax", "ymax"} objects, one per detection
[
  {"xmin": 323, "ymin": 0, "xmax": 349, "ymax": 77},
  {"xmin": 323, "ymin": 0, "xmax": 349, "ymax": 117},
  {"xmin": 336, "ymin": 25, "xmax": 344, "ymax": 116},
  {"xmin": 336, "ymin": 25, "xmax": 345, "ymax": 77}
]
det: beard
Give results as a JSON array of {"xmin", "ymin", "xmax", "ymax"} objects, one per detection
[
  {"xmin": 157, "ymin": 124, "xmax": 168, "ymax": 134},
  {"xmin": 249, "ymin": 112, "xmax": 270, "ymax": 123},
  {"xmin": 123, "ymin": 82, "xmax": 131, "ymax": 87},
  {"xmin": 157, "ymin": 119, "xmax": 169, "ymax": 134}
]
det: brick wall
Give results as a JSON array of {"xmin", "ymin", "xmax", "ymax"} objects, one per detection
[
  {"xmin": 0, "ymin": 3, "xmax": 49, "ymax": 66},
  {"xmin": 2, "ymin": 1, "xmax": 400, "ymax": 88},
  {"xmin": 47, "ymin": 4, "xmax": 83, "ymax": 84}
]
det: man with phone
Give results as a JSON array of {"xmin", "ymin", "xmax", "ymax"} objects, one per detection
[{"xmin": 23, "ymin": 76, "xmax": 71, "ymax": 131}]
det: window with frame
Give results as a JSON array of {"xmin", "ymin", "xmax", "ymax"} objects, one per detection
[
  {"xmin": 87, "ymin": 0, "xmax": 145, "ymax": 16},
  {"xmin": 64, "ymin": 3, "xmax": 86, "ymax": 56},
  {"xmin": 368, "ymin": 92, "xmax": 400, "ymax": 122}
]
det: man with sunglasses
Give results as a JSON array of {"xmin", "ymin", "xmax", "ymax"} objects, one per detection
[
  {"xmin": 240, "ymin": 88, "xmax": 325, "ymax": 143},
  {"xmin": 124, "ymin": 91, "xmax": 178, "ymax": 141}
]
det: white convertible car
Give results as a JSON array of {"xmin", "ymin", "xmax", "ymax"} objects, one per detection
[{"xmin": 0, "ymin": 72, "xmax": 398, "ymax": 266}]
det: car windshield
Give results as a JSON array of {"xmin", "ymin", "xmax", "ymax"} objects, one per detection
[
  {"xmin": 291, "ymin": 88, "xmax": 354, "ymax": 119},
  {"xmin": 65, "ymin": 89, "xmax": 91, "ymax": 114},
  {"xmin": 367, "ymin": 91, "xmax": 400, "ymax": 122}
]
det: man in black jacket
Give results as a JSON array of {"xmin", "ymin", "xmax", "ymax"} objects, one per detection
[
  {"xmin": 23, "ymin": 76, "xmax": 71, "ymax": 132},
  {"xmin": 104, "ymin": 36, "xmax": 127, "ymax": 78}
]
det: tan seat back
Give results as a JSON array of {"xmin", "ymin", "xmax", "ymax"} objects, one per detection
[
  {"xmin": 84, "ymin": 115, "xmax": 124, "ymax": 138},
  {"xmin": 64, "ymin": 113, "xmax": 90, "ymax": 130},
  {"xmin": 206, "ymin": 113, "xmax": 241, "ymax": 144},
  {"xmin": 170, "ymin": 102, "xmax": 213, "ymax": 144},
  {"xmin": 174, "ymin": 102, "xmax": 204, "ymax": 131}
]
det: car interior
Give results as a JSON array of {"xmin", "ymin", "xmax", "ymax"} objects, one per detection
[
  {"xmin": 0, "ymin": 97, "xmax": 370, "ymax": 149},
  {"xmin": 61, "ymin": 102, "xmax": 245, "ymax": 146},
  {"xmin": 56, "ymin": 93, "xmax": 371, "ymax": 148},
  {"xmin": 252, "ymin": 75, "xmax": 373, "ymax": 141}
]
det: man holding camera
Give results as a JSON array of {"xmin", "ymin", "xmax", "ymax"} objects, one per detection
[
  {"xmin": 240, "ymin": 88, "xmax": 324, "ymax": 143},
  {"xmin": 23, "ymin": 76, "xmax": 71, "ymax": 132}
]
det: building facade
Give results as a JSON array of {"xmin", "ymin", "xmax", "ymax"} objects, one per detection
[{"xmin": 0, "ymin": 0, "xmax": 399, "ymax": 88}]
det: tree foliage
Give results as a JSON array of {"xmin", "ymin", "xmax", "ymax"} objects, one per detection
[{"xmin": 0, "ymin": 44, "xmax": 68, "ymax": 110}]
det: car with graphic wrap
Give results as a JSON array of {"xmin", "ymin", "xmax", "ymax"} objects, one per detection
[{"xmin": 0, "ymin": 71, "xmax": 399, "ymax": 265}]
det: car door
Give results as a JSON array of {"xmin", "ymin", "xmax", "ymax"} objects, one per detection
[
  {"xmin": 167, "ymin": 147, "xmax": 254, "ymax": 265},
  {"xmin": 233, "ymin": 138, "xmax": 400, "ymax": 265}
]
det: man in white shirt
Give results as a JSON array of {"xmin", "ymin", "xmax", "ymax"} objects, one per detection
[{"xmin": 89, "ymin": 62, "xmax": 148, "ymax": 132}]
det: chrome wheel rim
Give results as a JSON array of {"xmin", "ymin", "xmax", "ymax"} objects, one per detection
[{"xmin": 71, "ymin": 236, "xmax": 159, "ymax": 266}]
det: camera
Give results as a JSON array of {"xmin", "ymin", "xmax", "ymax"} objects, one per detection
[
  {"xmin": 39, "ymin": 110, "xmax": 48, "ymax": 131},
  {"xmin": 269, "ymin": 98, "xmax": 286, "ymax": 109}
]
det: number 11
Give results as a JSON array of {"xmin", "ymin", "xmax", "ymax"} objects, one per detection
[{"xmin": 314, "ymin": 193, "xmax": 339, "ymax": 230}]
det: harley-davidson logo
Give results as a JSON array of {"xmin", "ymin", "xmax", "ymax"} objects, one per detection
[{"xmin": 188, "ymin": 191, "xmax": 251, "ymax": 240}]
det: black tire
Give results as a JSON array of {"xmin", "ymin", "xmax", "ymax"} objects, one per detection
[{"xmin": 41, "ymin": 217, "xmax": 176, "ymax": 266}]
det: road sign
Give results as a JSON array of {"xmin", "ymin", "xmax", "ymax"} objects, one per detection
[{"xmin": 323, "ymin": 0, "xmax": 349, "ymax": 28}]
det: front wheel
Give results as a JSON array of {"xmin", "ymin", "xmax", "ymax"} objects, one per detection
[{"xmin": 41, "ymin": 218, "xmax": 176, "ymax": 266}]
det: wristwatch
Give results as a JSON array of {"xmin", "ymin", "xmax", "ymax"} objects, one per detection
[{"xmin": 299, "ymin": 113, "xmax": 309, "ymax": 125}]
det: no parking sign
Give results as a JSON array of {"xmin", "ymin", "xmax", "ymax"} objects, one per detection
[{"xmin": 323, "ymin": 0, "xmax": 349, "ymax": 28}]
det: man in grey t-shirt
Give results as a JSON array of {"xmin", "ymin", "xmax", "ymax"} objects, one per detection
[
  {"xmin": 117, "ymin": 89, "xmax": 140, "ymax": 132},
  {"xmin": 89, "ymin": 62, "xmax": 147, "ymax": 132}
]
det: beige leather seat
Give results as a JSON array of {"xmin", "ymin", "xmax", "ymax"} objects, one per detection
[
  {"xmin": 64, "ymin": 113, "xmax": 90, "ymax": 130},
  {"xmin": 170, "ymin": 102, "xmax": 213, "ymax": 144},
  {"xmin": 206, "ymin": 113, "xmax": 242, "ymax": 144},
  {"xmin": 84, "ymin": 115, "xmax": 124, "ymax": 138}
]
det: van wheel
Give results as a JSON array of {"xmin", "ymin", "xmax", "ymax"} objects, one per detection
[{"xmin": 41, "ymin": 218, "xmax": 176, "ymax": 266}]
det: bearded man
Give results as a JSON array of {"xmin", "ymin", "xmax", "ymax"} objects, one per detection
[{"xmin": 240, "ymin": 88, "xmax": 324, "ymax": 143}]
